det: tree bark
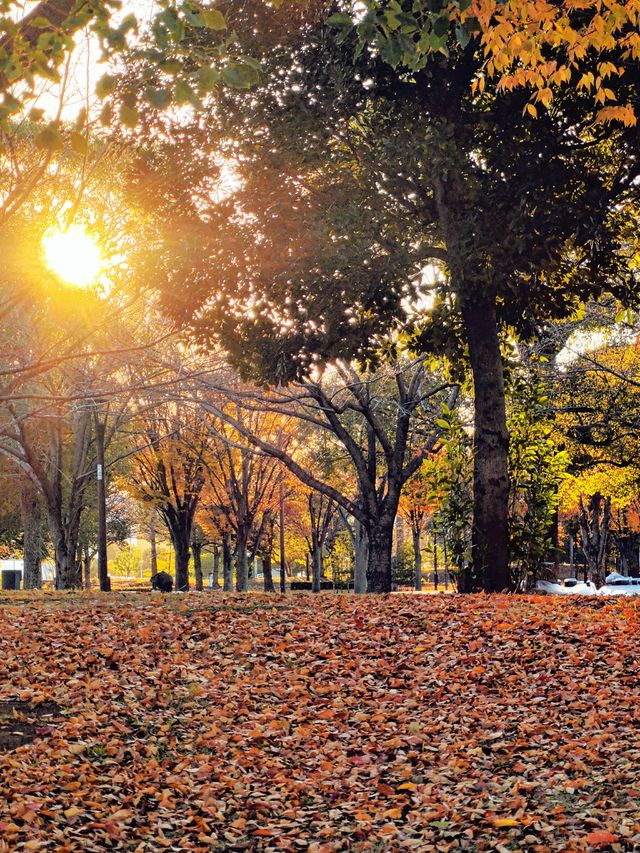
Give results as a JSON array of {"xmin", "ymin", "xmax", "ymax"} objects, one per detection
[
  {"xmin": 459, "ymin": 292, "xmax": 510, "ymax": 592},
  {"xmin": 354, "ymin": 519, "xmax": 368, "ymax": 594},
  {"xmin": 212, "ymin": 544, "xmax": 221, "ymax": 588},
  {"xmin": 235, "ymin": 527, "xmax": 249, "ymax": 592},
  {"xmin": 173, "ymin": 537, "xmax": 190, "ymax": 591},
  {"xmin": 311, "ymin": 531, "xmax": 322, "ymax": 594},
  {"xmin": 412, "ymin": 525, "xmax": 422, "ymax": 591},
  {"xmin": 192, "ymin": 541, "xmax": 203, "ymax": 591},
  {"xmin": 149, "ymin": 512, "xmax": 158, "ymax": 577},
  {"xmin": 83, "ymin": 545, "xmax": 92, "ymax": 591},
  {"xmin": 222, "ymin": 534, "xmax": 233, "ymax": 592},
  {"xmin": 579, "ymin": 492, "xmax": 611, "ymax": 588},
  {"xmin": 367, "ymin": 519, "xmax": 394, "ymax": 593},
  {"xmin": 20, "ymin": 477, "xmax": 41, "ymax": 589},
  {"xmin": 263, "ymin": 552, "xmax": 275, "ymax": 592}
]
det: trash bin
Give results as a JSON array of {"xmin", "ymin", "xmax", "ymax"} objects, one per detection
[{"xmin": 1, "ymin": 570, "xmax": 21, "ymax": 590}]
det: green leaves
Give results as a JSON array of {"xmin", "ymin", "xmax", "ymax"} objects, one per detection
[
  {"xmin": 34, "ymin": 124, "xmax": 63, "ymax": 152},
  {"xmin": 202, "ymin": 9, "xmax": 227, "ymax": 30},
  {"xmin": 221, "ymin": 60, "xmax": 260, "ymax": 90},
  {"xmin": 69, "ymin": 131, "xmax": 88, "ymax": 156},
  {"xmin": 119, "ymin": 104, "xmax": 139, "ymax": 129},
  {"xmin": 95, "ymin": 74, "xmax": 116, "ymax": 99}
]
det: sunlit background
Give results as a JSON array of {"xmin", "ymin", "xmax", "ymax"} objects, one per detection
[{"xmin": 42, "ymin": 225, "xmax": 103, "ymax": 288}]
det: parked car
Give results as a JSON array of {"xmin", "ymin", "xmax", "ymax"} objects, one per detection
[
  {"xmin": 600, "ymin": 573, "xmax": 640, "ymax": 595},
  {"xmin": 535, "ymin": 579, "xmax": 598, "ymax": 595}
]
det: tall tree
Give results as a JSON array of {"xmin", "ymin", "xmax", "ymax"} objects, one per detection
[
  {"xmin": 143, "ymin": 3, "xmax": 640, "ymax": 589},
  {"xmin": 125, "ymin": 404, "xmax": 209, "ymax": 591}
]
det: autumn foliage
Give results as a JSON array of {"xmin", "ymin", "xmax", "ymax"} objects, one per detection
[{"xmin": 1, "ymin": 592, "xmax": 640, "ymax": 850}]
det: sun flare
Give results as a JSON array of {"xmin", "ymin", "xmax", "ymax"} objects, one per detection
[{"xmin": 43, "ymin": 225, "xmax": 103, "ymax": 287}]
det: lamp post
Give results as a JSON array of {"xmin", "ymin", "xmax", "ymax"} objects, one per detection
[
  {"xmin": 94, "ymin": 404, "xmax": 111, "ymax": 592},
  {"xmin": 277, "ymin": 427, "xmax": 286, "ymax": 594},
  {"xmin": 279, "ymin": 475, "xmax": 286, "ymax": 594}
]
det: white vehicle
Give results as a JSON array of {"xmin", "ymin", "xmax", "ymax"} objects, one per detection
[
  {"xmin": 599, "ymin": 573, "xmax": 640, "ymax": 596},
  {"xmin": 535, "ymin": 579, "xmax": 598, "ymax": 595}
]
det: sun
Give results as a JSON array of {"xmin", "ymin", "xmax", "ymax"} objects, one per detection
[{"xmin": 43, "ymin": 225, "xmax": 103, "ymax": 288}]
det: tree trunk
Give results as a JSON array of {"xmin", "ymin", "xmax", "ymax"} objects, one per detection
[
  {"xmin": 311, "ymin": 532, "xmax": 322, "ymax": 593},
  {"xmin": 50, "ymin": 522, "xmax": 81, "ymax": 589},
  {"xmin": 20, "ymin": 477, "xmax": 41, "ymax": 589},
  {"xmin": 192, "ymin": 542, "xmax": 203, "ymax": 591},
  {"xmin": 263, "ymin": 552, "xmax": 275, "ymax": 592},
  {"xmin": 222, "ymin": 535, "xmax": 233, "ymax": 592},
  {"xmin": 459, "ymin": 293, "xmax": 510, "ymax": 593},
  {"xmin": 173, "ymin": 538, "xmax": 190, "ymax": 591},
  {"xmin": 579, "ymin": 492, "xmax": 611, "ymax": 588},
  {"xmin": 235, "ymin": 528, "xmax": 249, "ymax": 592},
  {"xmin": 354, "ymin": 519, "xmax": 368, "ymax": 594},
  {"xmin": 412, "ymin": 525, "xmax": 422, "ymax": 591},
  {"xmin": 149, "ymin": 512, "xmax": 158, "ymax": 577},
  {"xmin": 433, "ymin": 533, "xmax": 439, "ymax": 590},
  {"xmin": 367, "ymin": 519, "xmax": 394, "ymax": 593},
  {"xmin": 212, "ymin": 544, "xmax": 221, "ymax": 588},
  {"xmin": 83, "ymin": 545, "xmax": 92, "ymax": 590}
]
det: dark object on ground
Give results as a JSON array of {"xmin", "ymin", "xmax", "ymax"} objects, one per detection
[
  {"xmin": 151, "ymin": 572, "xmax": 173, "ymax": 592},
  {"xmin": 1, "ymin": 570, "xmax": 21, "ymax": 590}
]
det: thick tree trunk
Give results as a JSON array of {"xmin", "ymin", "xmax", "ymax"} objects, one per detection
[
  {"xmin": 20, "ymin": 477, "xmax": 41, "ymax": 589},
  {"xmin": 263, "ymin": 552, "xmax": 275, "ymax": 592},
  {"xmin": 50, "ymin": 521, "xmax": 81, "ymax": 589},
  {"xmin": 354, "ymin": 519, "xmax": 368, "ymax": 594},
  {"xmin": 235, "ymin": 528, "xmax": 249, "ymax": 592},
  {"xmin": 192, "ymin": 542, "xmax": 203, "ymax": 591},
  {"xmin": 460, "ymin": 293, "xmax": 510, "ymax": 593},
  {"xmin": 173, "ymin": 538, "xmax": 191, "ymax": 591},
  {"xmin": 55, "ymin": 546, "xmax": 81, "ymax": 589},
  {"xmin": 222, "ymin": 535, "xmax": 233, "ymax": 592},
  {"xmin": 366, "ymin": 519, "xmax": 394, "ymax": 593},
  {"xmin": 579, "ymin": 492, "xmax": 611, "ymax": 588},
  {"xmin": 413, "ymin": 526, "xmax": 422, "ymax": 592}
]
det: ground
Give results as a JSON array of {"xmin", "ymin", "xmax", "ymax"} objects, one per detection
[{"xmin": 0, "ymin": 592, "xmax": 639, "ymax": 852}]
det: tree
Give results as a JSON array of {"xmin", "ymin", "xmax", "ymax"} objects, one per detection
[
  {"xmin": 398, "ymin": 464, "xmax": 435, "ymax": 591},
  {"xmin": 579, "ymin": 492, "xmax": 612, "ymax": 587},
  {"xmin": 125, "ymin": 404, "xmax": 209, "ymax": 591},
  {"xmin": 142, "ymin": 3, "xmax": 640, "ymax": 590},
  {"xmin": 202, "ymin": 404, "xmax": 284, "ymax": 592},
  {"xmin": 199, "ymin": 360, "xmax": 453, "ymax": 592},
  {"xmin": 305, "ymin": 491, "xmax": 337, "ymax": 593}
]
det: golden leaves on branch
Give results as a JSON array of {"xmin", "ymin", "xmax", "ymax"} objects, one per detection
[{"xmin": 464, "ymin": 0, "xmax": 640, "ymax": 124}]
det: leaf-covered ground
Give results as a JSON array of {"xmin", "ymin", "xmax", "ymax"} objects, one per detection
[{"xmin": 0, "ymin": 592, "xmax": 639, "ymax": 852}]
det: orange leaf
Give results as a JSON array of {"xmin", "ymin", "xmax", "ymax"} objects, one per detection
[{"xmin": 584, "ymin": 830, "xmax": 619, "ymax": 846}]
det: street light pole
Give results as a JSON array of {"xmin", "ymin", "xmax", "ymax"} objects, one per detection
[
  {"xmin": 279, "ymin": 475, "xmax": 286, "ymax": 594},
  {"xmin": 94, "ymin": 406, "xmax": 111, "ymax": 592}
]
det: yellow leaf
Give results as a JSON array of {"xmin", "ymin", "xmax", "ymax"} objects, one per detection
[{"xmin": 494, "ymin": 817, "xmax": 520, "ymax": 827}]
